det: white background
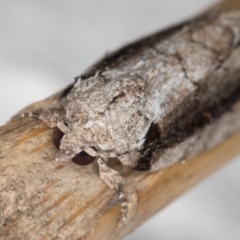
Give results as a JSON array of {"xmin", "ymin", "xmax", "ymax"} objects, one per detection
[{"xmin": 1, "ymin": 1, "xmax": 240, "ymax": 239}]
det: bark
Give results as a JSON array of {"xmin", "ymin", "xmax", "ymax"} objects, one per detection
[{"xmin": 1, "ymin": 1, "xmax": 240, "ymax": 239}]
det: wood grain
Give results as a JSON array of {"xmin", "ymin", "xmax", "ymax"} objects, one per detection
[
  {"xmin": 0, "ymin": 0, "xmax": 240, "ymax": 239},
  {"xmin": 1, "ymin": 113, "xmax": 240, "ymax": 239}
]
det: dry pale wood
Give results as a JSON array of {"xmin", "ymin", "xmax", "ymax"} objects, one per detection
[
  {"xmin": 1, "ymin": 109, "xmax": 240, "ymax": 240},
  {"xmin": 216, "ymin": 0, "xmax": 240, "ymax": 10},
  {"xmin": 1, "ymin": 0, "xmax": 240, "ymax": 239}
]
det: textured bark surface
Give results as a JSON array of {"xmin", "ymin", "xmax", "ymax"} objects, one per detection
[{"xmin": 1, "ymin": 1, "xmax": 240, "ymax": 239}]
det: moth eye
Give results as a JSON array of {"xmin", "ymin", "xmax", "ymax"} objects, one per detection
[
  {"xmin": 72, "ymin": 151, "xmax": 96, "ymax": 166},
  {"xmin": 52, "ymin": 127, "xmax": 64, "ymax": 149}
]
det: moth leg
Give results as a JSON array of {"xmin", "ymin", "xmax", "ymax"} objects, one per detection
[
  {"xmin": 118, "ymin": 153, "xmax": 138, "ymax": 169},
  {"xmin": 32, "ymin": 109, "xmax": 66, "ymax": 128},
  {"xmin": 14, "ymin": 108, "xmax": 59, "ymax": 127},
  {"xmin": 97, "ymin": 157, "xmax": 125, "ymax": 191},
  {"xmin": 97, "ymin": 157, "xmax": 137, "ymax": 227},
  {"xmin": 18, "ymin": 108, "xmax": 65, "ymax": 130}
]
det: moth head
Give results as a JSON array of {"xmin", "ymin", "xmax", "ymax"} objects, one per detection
[{"xmin": 52, "ymin": 127, "xmax": 97, "ymax": 166}]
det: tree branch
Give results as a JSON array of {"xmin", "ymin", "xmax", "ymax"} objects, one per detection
[{"xmin": 1, "ymin": 1, "xmax": 240, "ymax": 239}]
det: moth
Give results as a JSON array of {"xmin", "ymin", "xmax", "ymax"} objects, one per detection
[{"xmin": 25, "ymin": 11, "xmax": 240, "ymax": 226}]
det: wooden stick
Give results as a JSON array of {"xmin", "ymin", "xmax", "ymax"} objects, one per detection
[
  {"xmin": 1, "ymin": 1, "xmax": 240, "ymax": 239},
  {"xmin": 216, "ymin": 0, "xmax": 240, "ymax": 10}
]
